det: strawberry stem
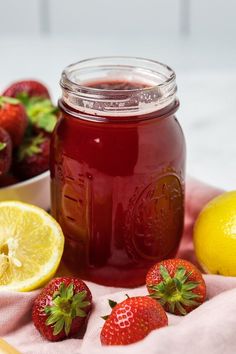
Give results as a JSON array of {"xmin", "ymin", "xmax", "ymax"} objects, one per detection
[
  {"xmin": 149, "ymin": 266, "xmax": 201, "ymax": 315},
  {"xmin": 44, "ymin": 282, "xmax": 90, "ymax": 336}
]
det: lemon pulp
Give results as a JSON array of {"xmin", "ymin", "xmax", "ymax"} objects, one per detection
[{"xmin": 0, "ymin": 201, "xmax": 64, "ymax": 291}]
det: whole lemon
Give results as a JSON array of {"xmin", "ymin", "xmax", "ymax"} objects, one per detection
[{"xmin": 194, "ymin": 191, "xmax": 236, "ymax": 276}]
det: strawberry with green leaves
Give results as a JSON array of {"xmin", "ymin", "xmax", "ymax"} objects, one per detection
[
  {"xmin": 146, "ymin": 258, "xmax": 206, "ymax": 315},
  {"xmin": 100, "ymin": 296, "xmax": 168, "ymax": 345},
  {"xmin": 0, "ymin": 127, "xmax": 12, "ymax": 176},
  {"xmin": 32, "ymin": 277, "xmax": 92, "ymax": 341},
  {"xmin": 13, "ymin": 133, "xmax": 50, "ymax": 180},
  {"xmin": 3, "ymin": 80, "xmax": 58, "ymax": 135}
]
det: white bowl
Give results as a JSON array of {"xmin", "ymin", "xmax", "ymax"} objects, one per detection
[{"xmin": 0, "ymin": 171, "xmax": 50, "ymax": 210}]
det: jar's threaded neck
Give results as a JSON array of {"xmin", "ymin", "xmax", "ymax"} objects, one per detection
[{"xmin": 60, "ymin": 56, "xmax": 177, "ymax": 118}]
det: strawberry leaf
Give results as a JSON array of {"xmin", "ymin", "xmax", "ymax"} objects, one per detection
[
  {"xmin": 76, "ymin": 308, "xmax": 86, "ymax": 317},
  {"xmin": 108, "ymin": 299, "xmax": 117, "ymax": 309},
  {"xmin": 65, "ymin": 283, "xmax": 74, "ymax": 299},
  {"xmin": 22, "ymin": 96, "xmax": 58, "ymax": 133},
  {"xmin": 17, "ymin": 134, "xmax": 45, "ymax": 161},
  {"xmin": 53, "ymin": 318, "xmax": 65, "ymax": 336},
  {"xmin": 0, "ymin": 142, "xmax": 6, "ymax": 151},
  {"xmin": 16, "ymin": 92, "xmax": 31, "ymax": 106},
  {"xmin": 37, "ymin": 113, "xmax": 57, "ymax": 132},
  {"xmin": 64, "ymin": 318, "xmax": 72, "ymax": 336},
  {"xmin": 73, "ymin": 291, "xmax": 87, "ymax": 303},
  {"xmin": 0, "ymin": 96, "xmax": 20, "ymax": 105}
]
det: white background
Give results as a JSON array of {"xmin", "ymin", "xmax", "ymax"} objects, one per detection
[{"xmin": 0, "ymin": 0, "xmax": 236, "ymax": 190}]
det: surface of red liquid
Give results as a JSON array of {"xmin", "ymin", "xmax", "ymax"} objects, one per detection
[
  {"xmin": 50, "ymin": 80, "xmax": 186, "ymax": 287},
  {"xmin": 86, "ymin": 80, "xmax": 149, "ymax": 90}
]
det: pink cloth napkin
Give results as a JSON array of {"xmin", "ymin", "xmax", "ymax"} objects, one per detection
[{"xmin": 2, "ymin": 177, "xmax": 236, "ymax": 354}]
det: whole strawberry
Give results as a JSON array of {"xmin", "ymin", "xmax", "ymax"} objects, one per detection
[
  {"xmin": 0, "ymin": 127, "xmax": 12, "ymax": 176},
  {"xmin": 146, "ymin": 258, "xmax": 206, "ymax": 315},
  {"xmin": 3, "ymin": 80, "xmax": 50, "ymax": 99},
  {"xmin": 0, "ymin": 97, "xmax": 28, "ymax": 147},
  {"xmin": 13, "ymin": 134, "xmax": 50, "ymax": 180},
  {"xmin": 3, "ymin": 80, "xmax": 58, "ymax": 135},
  {"xmin": 32, "ymin": 277, "xmax": 92, "ymax": 341},
  {"xmin": 100, "ymin": 296, "xmax": 168, "ymax": 345}
]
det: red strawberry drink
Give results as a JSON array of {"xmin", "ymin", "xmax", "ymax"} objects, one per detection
[{"xmin": 51, "ymin": 57, "xmax": 186, "ymax": 287}]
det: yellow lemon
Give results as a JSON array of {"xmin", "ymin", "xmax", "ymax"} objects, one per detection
[
  {"xmin": 194, "ymin": 191, "xmax": 236, "ymax": 276},
  {"xmin": 0, "ymin": 201, "xmax": 64, "ymax": 291}
]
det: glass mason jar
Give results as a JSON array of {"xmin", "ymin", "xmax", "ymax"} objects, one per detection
[{"xmin": 50, "ymin": 57, "xmax": 186, "ymax": 287}]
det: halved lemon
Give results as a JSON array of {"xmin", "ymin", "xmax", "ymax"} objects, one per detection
[{"xmin": 0, "ymin": 201, "xmax": 64, "ymax": 291}]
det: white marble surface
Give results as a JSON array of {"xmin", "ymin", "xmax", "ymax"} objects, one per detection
[{"xmin": 0, "ymin": 34, "xmax": 235, "ymax": 190}]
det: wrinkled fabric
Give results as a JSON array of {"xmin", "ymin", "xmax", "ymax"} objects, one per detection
[{"xmin": 2, "ymin": 178, "xmax": 235, "ymax": 354}]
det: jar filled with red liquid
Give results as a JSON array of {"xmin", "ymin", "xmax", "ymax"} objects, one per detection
[{"xmin": 50, "ymin": 57, "xmax": 186, "ymax": 287}]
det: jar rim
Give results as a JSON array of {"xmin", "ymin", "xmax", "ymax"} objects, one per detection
[
  {"xmin": 61, "ymin": 56, "xmax": 176, "ymax": 93},
  {"xmin": 60, "ymin": 56, "xmax": 177, "ymax": 117}
]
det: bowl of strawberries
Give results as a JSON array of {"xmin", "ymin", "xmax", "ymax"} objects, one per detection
[{"xmin": 0, "ymin": 80, "xmax": 58, "ymax": 210}]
